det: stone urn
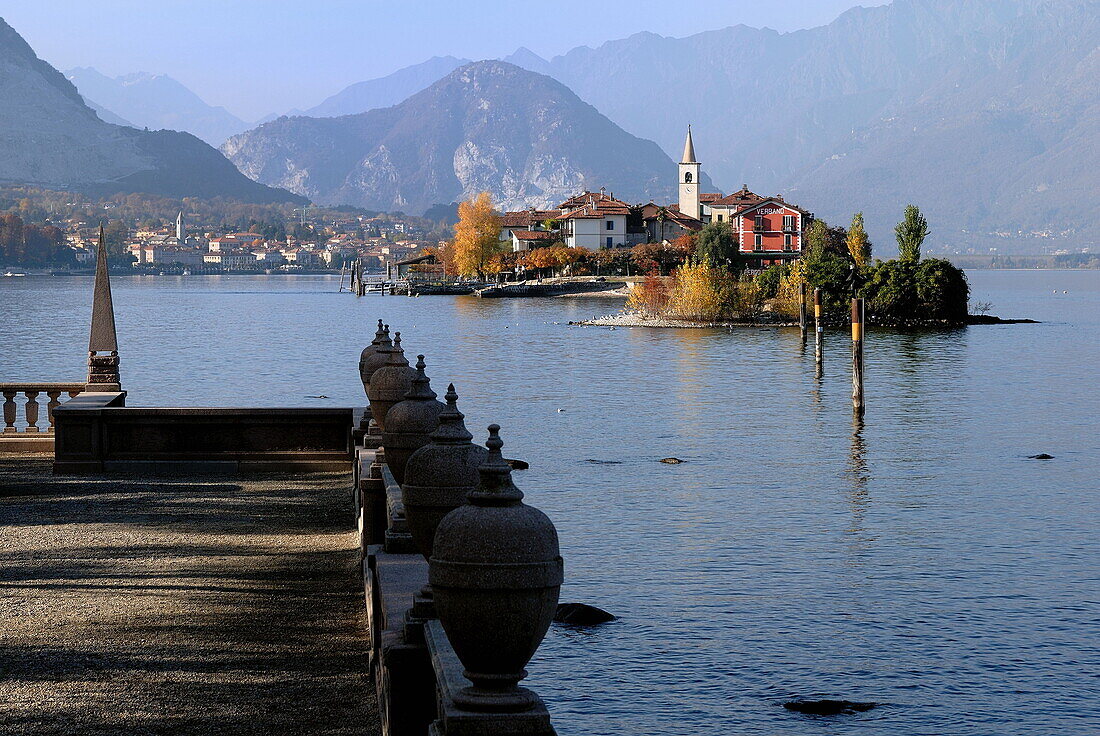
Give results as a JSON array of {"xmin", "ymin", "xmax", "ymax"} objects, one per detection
[
  {"xmin": 366, "ymin": 332, "xmax": 416, "ymax": 431},
  {"xmin": 358, "ymin": 319, "xmax": 390, "ymax": 395},
  {"xmin": 402, "ymin": 384, "xmax": 488, "ymax": 564},
  {"xmin": 430, "ymin": 424, "xmax": 564, "ymax": 712},
  {"xmin": 381, "ymin": 355, "xmax": 446, "ymax": 485}
]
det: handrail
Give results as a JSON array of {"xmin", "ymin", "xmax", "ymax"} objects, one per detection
[{"xmin": 1, "ymin": 383, "xmax": 85, "ymax": 438}]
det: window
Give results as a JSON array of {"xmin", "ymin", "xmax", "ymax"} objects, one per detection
[
  {"xmin": 783, "ymin": 214, "xmax": 795, "ymax": 230},
  {"xmin": 684, "ymin": 172, "xmax": 693, "ymax": 183},
  {"xmin": 784, "ymin": 234, "xmax": 793, "ymax": 251},
  {"xmin": 716, "ymin": 214, "xmax": 723, "ymax": 222},
  {"xmin": 606, "ymin": 220, "xmax": 614, "ymax": 230},
  {"xmin": 755, "ymin": 216, "xmax": 765, "ymax": 231},
  {"xmin": 606, "ymin": 236, "xmax": 613, "ymax": 248},
  {"xmin": 754, "ymin": 234, "xmax": 763, "ymax": 251}
]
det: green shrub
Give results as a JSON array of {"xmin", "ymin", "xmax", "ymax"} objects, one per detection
[{"xmin": 755, "ymin": 262, "xmax": 789, "ymax": 299}]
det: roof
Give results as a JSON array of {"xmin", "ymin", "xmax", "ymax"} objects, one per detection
[
  {"xmin": 732, "ymin": 197, "xmax": 812, "ymax": 218},
  {"xmin": 500, "ymin": 209, "xmax": 562, "ymax": 228},
  {"xmin": 710, "ymin": 185, "xmax": 765, "ymax": 208},
  {"xmin": 557, "ymin": 191, "xmax": 632, "ymax": 219},
  {"xmin": 699, "ymin": 193, "xmax": 723, "ymax": 203},
  {"xmin": 397, "ymin": 253, "xmax": 438, "ymax": 266},
  {"xmin": 511, "ymin": 230, "xmax": 556, "ymax": 241},
  {"xmin": 558, "ymin": 191, "xmax": 631, "ymax": 214}
]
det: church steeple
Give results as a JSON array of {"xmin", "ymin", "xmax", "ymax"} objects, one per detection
[
  {"xmin": 681, "ymin": 125, "xmax": 697, "ymax": 164},
  {"xmin": 678, "ymin": 125, "xmax": 701, "ymax": 219}
]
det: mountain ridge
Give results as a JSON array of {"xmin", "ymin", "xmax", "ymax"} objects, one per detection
[
  {"xmin": 66, "ymin": 67, "xmax": 250, "ymax": 146},
  {"xmin": 223, "ymin": 61, "xmax": 713, "ymax": 215},
  {"xmin": 0, "ymin": 18, "xmax": 302, "ymax": 204}
]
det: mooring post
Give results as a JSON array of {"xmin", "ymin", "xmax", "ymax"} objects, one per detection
[
  {"xmin": 799, "ymin": 282, "xmax": 807, "ymax": 342},
  {"xmin": 852, "ymin": 297, "xmax": 865, "ymax": 416},
  {"xmin": 814, "ymin": 288, "xmax": 823, "ymax": 369}
]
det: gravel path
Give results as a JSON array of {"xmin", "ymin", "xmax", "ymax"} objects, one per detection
[{"xmin": 0, "ymin": 458, "xmax": 377, "ymax": 735}]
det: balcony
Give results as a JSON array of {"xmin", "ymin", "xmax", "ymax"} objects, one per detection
[{"xmin": 753, "ymin": 221, "xmax": 766, "ymax": 232}]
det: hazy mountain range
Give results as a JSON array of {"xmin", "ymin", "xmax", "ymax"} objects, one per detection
[
  {"xmin": 66, "ymin": 67, "xmax": 250, "ymax": 146},
  {"xmin": 222, "ymin": 61, "xmax": 711, "ymax": 214},
  {"xmin": 251, "ymin": 0, "xmax": 1097, "ymax": 250},
  {"xmin": 0, "ymin": 18, "xmax": 301, "ymax": 203}
]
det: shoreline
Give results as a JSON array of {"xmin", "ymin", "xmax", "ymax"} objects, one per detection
[{"xmin": 572, "ymin": 312, "xmax": 1038, "ymax": 329}]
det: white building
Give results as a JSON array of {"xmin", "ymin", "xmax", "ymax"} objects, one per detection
[{"xmin": 558, "ymin": 191, "xmax": 631, "ymax": 249}]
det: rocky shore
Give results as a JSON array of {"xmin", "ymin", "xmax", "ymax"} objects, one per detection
[
  {"xmin": 571, "ymin": 311, "xmax": 798, "ymax": 328},
  {"xmin": 572, "ymin": 311, "xmax": 1037, "ymax": 329}
]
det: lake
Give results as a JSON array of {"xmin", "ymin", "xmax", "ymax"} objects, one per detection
[{"xmin": 2, "ymin": 270, "xmax": 1098, "ymax": 734}]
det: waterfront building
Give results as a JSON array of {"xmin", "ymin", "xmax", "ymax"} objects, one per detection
[
  {"xmin": 511, "ymin": 230, "xmax": 557, "ymax": 252},
  {"xmin": 558, "ymin": 191, "xmax": 632, "ymax": 249}
]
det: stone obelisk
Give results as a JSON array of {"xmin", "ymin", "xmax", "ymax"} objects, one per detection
[{"xmin": 86, "ymin": 225, "xmax": 122, "ymax": 392}]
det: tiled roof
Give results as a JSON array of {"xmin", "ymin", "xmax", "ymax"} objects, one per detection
[
  {"xmin": 558, "ymin": 191, "xmax": 631, "ymax": 214},
  {"xmin": 512, "ymin": 230, "xmax": 556, "ymax": 240},
  {"xmin": 500, "ymin": 209, "xmax": 563, "ymax": 228},
  {"xmin": 710, "ymin": 185, "xmax": 765, "ymax": 208},
  {"xmin": 699, "ymin": 193, "xmax": 723, "ymax": 203}
]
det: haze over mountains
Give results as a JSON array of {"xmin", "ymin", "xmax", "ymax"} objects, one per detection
[
  {"xmin": 273, "ymin": 0, "xmax": 1097, "ymax": 249},
  {"xmin": 223, "ymin": 61, "xmax": 709, "ymax": 214},
  {"xmin": 0, "ymin": 18, "xmax": 300, "ymax": 203},
  {"xmin": 66, "ymin": 67, "xmax": 250, "ymax": 146}
]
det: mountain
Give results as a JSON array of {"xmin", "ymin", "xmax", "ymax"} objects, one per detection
[
  {"xmin": 85, "ymin": 99, "xmax": 134, "ymax": 127},
  {"xmin": 532, "ymin": 0, "xmax": 1100, "ymax": 251},
  {"xmin": 303, "ymin": 56, "xmax": 470, "ymax": 118},
  {"xmin": 66, "ymin": 67, "xmax": 249, "ymax": 146},
  {"xmin": 0, "ymin": 18, "xmax": 302, "ymax": 203},
  {"xmin": 330, "ymin": 1, "xmax": 1097, "ymax": 251},
  {"xmin": 223, "ymin": 61, "xmax": 712, "ymax": 214},
  {"xmin": 500, "ymin": 47, "xmax": 550, "ymax": 75}
]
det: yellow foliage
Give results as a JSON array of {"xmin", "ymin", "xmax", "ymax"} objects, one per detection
[
  {"xmin": 847, "ymin": 212, "xmax": 871, "ymax": 267},
  {"xmin": 774, "ymin": 259, "xmax": 808, "ymax": 317},
  {"xmin": 667, "ymin": 260, "xmax": 729, "ymax": 321},
  {"xmin": 451, "ymin": 192, "xmax": 503, "ymax": 279}
]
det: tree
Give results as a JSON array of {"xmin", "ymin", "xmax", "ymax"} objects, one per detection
[
  {"xmin": 804, "ymin": 219, "xmax": 849, "ymax": 258},
  {"xmin": 694, "ymin": 221, "xmax": 739, "ymax": 271},
  {"xmin": 451, "ymin": 192, "xmax": 503, "ymax": 279},
  {"xmin": 102, "ymin": 219, "xmax": 130, "ymax": 256},
  {"xmin": 895, "ymin": 204, "xmax": 929, "ymax": 262},
  {"xmin": 846, "ymin": 212, "xmax": 871, "ymax": 266},
  {"xmin": 653, "ymin": 206, "xmax": 670, "ymax": 244},
  {"xmin": 631, "ymin": 240, "xmax": 689, "ymax": 275}
]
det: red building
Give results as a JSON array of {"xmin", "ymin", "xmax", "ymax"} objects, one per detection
[{"xmin": 707, "ymin": 186, "xmax": 812, "ymax": 268}]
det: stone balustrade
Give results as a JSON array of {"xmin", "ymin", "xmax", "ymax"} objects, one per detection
[{"xmin": 0, "ymin": 383, "xmax": 85, "ymax": 453}]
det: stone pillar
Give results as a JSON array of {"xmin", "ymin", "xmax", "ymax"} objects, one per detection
[{"xmin": 86, "ymin": 225, "xmax": 122, "ymax": 392}]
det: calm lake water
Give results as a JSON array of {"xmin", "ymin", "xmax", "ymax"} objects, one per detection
[{"xmin": 2, "ymin": 271, "xmax": 1099, "ymax": 734}]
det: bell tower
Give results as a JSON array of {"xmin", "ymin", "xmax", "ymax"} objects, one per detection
[{"xmin": 678, "ymin": 125, "xmax": 700, "ymax": 220}]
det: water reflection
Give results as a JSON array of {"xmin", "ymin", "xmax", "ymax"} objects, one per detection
[{"xmin": 844, "ymin": 414, "xmax": 873, "ymax": 554}]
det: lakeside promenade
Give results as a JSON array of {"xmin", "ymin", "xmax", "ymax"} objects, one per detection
[{"xmin": 0, "ymin": 458, "xmax": 379, "ymax": 735}]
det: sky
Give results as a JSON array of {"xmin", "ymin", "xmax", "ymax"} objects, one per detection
[{"xmin": 2, "ymin": 0, "xmax": 888, "ymax": 121}]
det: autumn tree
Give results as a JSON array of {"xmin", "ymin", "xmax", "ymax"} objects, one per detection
[
  {"xmin": 895, "ymin": 204, "xmax": 929, "ymax": 262},
  {"xmin": 450, "ymin": 192, "xmax": 503, "ymax": 279},
  {"xmin": 846, "ymin": 212, "xmax": 872, "ymax": 266}
]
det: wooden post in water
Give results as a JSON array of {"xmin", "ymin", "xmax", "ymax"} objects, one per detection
[
  {"xmin": 851, "ymin": 297, "xmax": 865, "ymax": 417},
  {"xmin": 814, "ymin": 288, "xmax": 823, "ymax": 369},
  {"xmin": 798, "ymin": 283, "xmax": 807, "ymax": 342}
]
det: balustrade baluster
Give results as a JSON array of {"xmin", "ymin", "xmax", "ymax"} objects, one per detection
[
  {"xmin": 46, "ymin": 390, "xmax": 62, "ymax": 433},
  {"xmin": 24, "ymin": 391, "xmax": 41, "ymax": 432},
  {"xmin": 2, "ymin": 391, "xmax": 17, "ymax": 434}
]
